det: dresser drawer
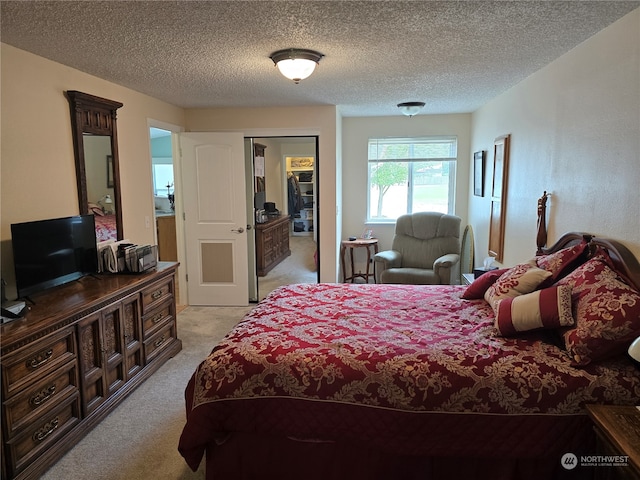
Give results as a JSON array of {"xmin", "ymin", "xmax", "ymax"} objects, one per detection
[
  {"xmin": 144, "ymin": 320, "xmax": 177, "ymax": 364},
  {"xmin": 142, "ymin": 299, "xmax": 174, "ymax": 340},
  {"xmin": 5, "ymin": 392, "xmax": 81, "ymax": 477},
  {"xmin": 141, "ymin": 277, "xmax": 174, "ymax": 314},
  {"xmin": 3, "ymin": 361, "xmax": 78, "ymax": 439},
  {"xmin": 2, "ymin": 327, "xmax": 76, "ymax": 399}
]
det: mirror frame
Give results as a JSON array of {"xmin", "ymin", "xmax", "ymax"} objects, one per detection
[{"xmin": 66, "ymin": 90, "xmax": 124, "ymax": 241}]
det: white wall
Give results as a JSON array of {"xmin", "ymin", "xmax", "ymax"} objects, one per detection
[
  {"xmin": 469, "ymin": 8, "xmax": 640, "ymax": 267},
  {"xmin": 341, "ymin": 114, "xmax": 472, "ymax": 277}
]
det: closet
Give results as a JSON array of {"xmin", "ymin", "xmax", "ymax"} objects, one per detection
[{"xmin": 287, "ymin": 156, "xmax": 315, "ymax": 237}]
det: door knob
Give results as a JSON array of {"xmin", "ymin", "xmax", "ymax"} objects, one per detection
[{"xmin": 231, "ymin": 227, "xmax": 245, "ymax": 233}]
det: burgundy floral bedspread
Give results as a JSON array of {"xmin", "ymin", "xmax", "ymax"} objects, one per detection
[
  {"xmin": 179, "ymin": 283, "xmax": 640, "ymax": 469},
  {"xmin": 95, "ymin": 214, "xmax": 117, "ymax": 242}
]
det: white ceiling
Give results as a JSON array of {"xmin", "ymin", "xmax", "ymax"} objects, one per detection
[{"xmin": 2, "ymin": 1, "xmax": 639, "ymax": 117}]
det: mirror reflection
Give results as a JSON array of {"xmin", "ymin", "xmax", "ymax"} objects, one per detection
[
  {"xmin": 66, "ymin": 90, "xmax": 123, "ymax": 242},
  {"xmin": 83, "ymin": 134, "xmax": 118, "ymax": 241}
]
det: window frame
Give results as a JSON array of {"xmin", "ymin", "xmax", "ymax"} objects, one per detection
[{"xmin": 366, "ymin": 136, "xmax": 458, "ymax": 223}]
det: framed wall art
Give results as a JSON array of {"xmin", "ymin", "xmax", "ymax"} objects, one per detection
[
  {"xmin": 107, "ymin": 155, "xmax": 114, "ymax": 188},
  {"xmin": 488, "ymin": 134, "xmax": 510, "ymax": 262},
  {"xmin": 473, "ymin": 150, "xmax": 485, "ymax": 197}
]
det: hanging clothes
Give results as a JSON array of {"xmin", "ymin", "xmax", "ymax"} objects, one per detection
[{"xmin": 287, "ymin": 172, "xmax": 304, "ymax": 218}]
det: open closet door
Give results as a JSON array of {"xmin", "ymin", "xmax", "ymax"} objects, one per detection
[{"xmin": 180, "ymin": 132, "xmax": 249, "ymax": 306}]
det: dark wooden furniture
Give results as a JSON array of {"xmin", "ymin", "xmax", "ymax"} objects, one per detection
[
  {"xmin": 340, "ymin": 238, "xmax": 379, "ymax": 283},
  {"xmin": 255, "ymin": 215, "xmax": 290, "ymax": 276},
  {"xmin": 1, "ymin": 263, "xmax": 181, "ymax": 480},
  {"xmin": 587, "ymin": 405, "xmax": 640, "ymax": 480}
]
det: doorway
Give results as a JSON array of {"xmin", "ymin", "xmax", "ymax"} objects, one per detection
[
  {"xmin": 248, "ymin": 136, "xmax": 319, "ymax": 301},
  {"xmin": 148, "ymin": 129, "xmax": 319, "ymax": 305},
  {"xmin": 149, "ymin": 128, "xmax": 178, "ymax": 263}
]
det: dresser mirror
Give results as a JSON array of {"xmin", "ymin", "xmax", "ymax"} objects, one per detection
[{"xmin": 66, "ymin": 90, "xmax": 124, "ymax": 241}]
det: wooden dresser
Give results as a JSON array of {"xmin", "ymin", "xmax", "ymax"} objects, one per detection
[
  {"xmin": 255, "ymin": 215, "xmax": 291, "ymax": 276},
  {"xmin": 587, "ymin": 405, "xmax": 640, "ymax": 480},
  {"xmin": 1, "ymin": 263, "xmax": 181, "ymax": 480}
]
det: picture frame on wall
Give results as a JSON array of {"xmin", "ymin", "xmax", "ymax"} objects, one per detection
[
  {"xmin": 488, "ymin": 134, "xmax": 511, "ymax": 262},
  {"xmin": 473, "ymin": 151, "xmax": 485, "ymax": 197},
  {"xmin": 107, "ymin": 155, "xmax": 114, "ymax": 188}
]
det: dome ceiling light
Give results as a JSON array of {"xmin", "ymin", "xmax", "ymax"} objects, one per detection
[
  {"xmin": 397, "ymin": 101, "xmax": 426, "ymax": 117},
  {"xmin": 270, "ymin": 48, "xmax": 324, "ymax": 84}
]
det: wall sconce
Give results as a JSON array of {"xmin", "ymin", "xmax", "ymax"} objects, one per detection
[
  {"xmin": 270, "ymin": 48, "xmax": 324, "ymax": 84},
  {"xmin": 397, "ymin": 102, "xmax": 426, "ymax": 117}
]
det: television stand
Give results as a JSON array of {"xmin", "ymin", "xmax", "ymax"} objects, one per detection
[{"xmin": 1, "ymin": 262, "xmax": 181, "ymax": 480}]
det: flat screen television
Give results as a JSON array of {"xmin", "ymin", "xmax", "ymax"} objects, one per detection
[{"xmin": 11, "ymin": 214, "xmax": 98, "ymax": 299}]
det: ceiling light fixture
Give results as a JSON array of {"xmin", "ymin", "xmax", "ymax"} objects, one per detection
[
  {"xmin": 397, "ymin": 101, "xmax": 426, "ymax": 117},
  {"xmin": 270, "ymin": 48, "xmax": 324, "ymax": 84}
]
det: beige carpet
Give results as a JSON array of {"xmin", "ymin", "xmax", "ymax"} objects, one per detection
[
  {"xmin": 258, "ymin": 234, "xmax": 317, "ymax": 300},
  {"xmin": 41, "ymin": 305, "xmax": 253, "ymax": 480}
]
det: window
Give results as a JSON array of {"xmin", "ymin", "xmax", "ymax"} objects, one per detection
[
  {"xmin": 153, "ymin": 163, "xmax": 174, "ymax": 196},
  {"xmin": 367, "ymin": 136, "xmax": 457, "ymax": 222}
]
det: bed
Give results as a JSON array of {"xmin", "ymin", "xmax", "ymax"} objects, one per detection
[
  {"xmin": 94, "ymin": 213, "xmax": 118, "ymax": 242},
  {"xmin": 178, "ymin": 231, "xmax": 640, "ymax": 480}
]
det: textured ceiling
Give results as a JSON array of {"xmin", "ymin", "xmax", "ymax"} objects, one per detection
[{"xmin": 2, "ymin": 1, "xmax": 639, "ymax": 116}]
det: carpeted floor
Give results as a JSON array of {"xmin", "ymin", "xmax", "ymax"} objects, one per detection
[
  {"xmin": 258, "ymin": 234, "xmax": 317, "ymax": 300},
  {"xmin": 40, "ymin": 235, "xmax": 318, "ymax": 479}
]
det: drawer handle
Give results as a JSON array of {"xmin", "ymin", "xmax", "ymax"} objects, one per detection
[
  {"xmin": 152, "ymin": 312, "xmax": 164, "ymax": 324},
  {"xmin": 27, "ymin": 349, "xmax": 53, "ymax": 369},
  {"xmin": 30, "ymin": 385, "xmax": 56, "ymax": 407},
  {"xmin": 33, "ymin": 417, "xmax": 59, "ymax": 442},
  {"xmin": 154, "ymin": 335, "xmax": 167, "ymax": 348},
  {"xmin": 151, "ymin": 289, "xmax": 163, "ymax": 300}
]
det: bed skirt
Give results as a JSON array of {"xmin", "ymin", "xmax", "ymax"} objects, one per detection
[{"xmin": 203, "ymin": 427, "xmax": 597, "ymax": 480}]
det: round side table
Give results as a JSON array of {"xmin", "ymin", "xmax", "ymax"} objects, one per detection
[{"xmin": 340, "ymin": 238, "xmax": 379, "ymax": 283}]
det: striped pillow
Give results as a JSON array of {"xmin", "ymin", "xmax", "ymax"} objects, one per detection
[{"xmin": 494, "ymin": 285, "xmax": 574, "ymax": 336}]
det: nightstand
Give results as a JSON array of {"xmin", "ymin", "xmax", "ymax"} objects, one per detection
[
  {"xmin": 586, "ymin": 405, "xmax": 640, "ymax": 480},
  {"xmin": 340, "ymin": 238, "xmax": 378, "ymax": 283}
]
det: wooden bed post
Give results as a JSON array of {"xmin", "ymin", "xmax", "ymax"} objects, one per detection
[{"xmin": 536, "ymin": 191, "xmax": 548, "ymax": 255}]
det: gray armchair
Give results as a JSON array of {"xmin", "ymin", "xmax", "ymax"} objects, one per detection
[{"xmin": 374, "ymin": 212, "xmax": 462, "ymax": 285}]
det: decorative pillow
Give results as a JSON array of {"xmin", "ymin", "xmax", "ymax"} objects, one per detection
[
  {"xmin": 484, "ymin": 262, "xmax": 552, "ymax": 309},
  {"xmin": 556, "ymin": 251, "xmax": 640, "ymax": 366},
  {"xmin": 461, "ymin": 268, "xmax": 508, "ymax": 300},
  {"xmin": 536, "ymin": 240, "xmax": 589, "ymax": 284},
  {"xmin": 494, "ymin": 285, "xmax": 574, "ymax": 336}
]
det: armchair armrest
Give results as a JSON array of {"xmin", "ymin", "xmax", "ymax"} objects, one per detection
[
  {"xmin": 433, "ymin": 253, "xmax": 460, "ymax": 284},
  {"xmin": 433, "ymin": 253, "xmax": 460, "ymax": 269},
  {"xmin": 374, "ymin": 250, "xmax": 401, "ymax": 283}
]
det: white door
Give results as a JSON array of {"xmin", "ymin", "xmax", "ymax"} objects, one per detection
[{"xmin": 180, "ymin": 132, "xmax": 248, "ymax": 306}]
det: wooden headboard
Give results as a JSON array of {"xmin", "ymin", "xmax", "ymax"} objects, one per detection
[
  {"xmin": 534, "ymin": 191, "xmax": 640, "ymax": 290},
  {"xmin": 541, "ymin": 232, "xmax": 640, "ymax": 292}
]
